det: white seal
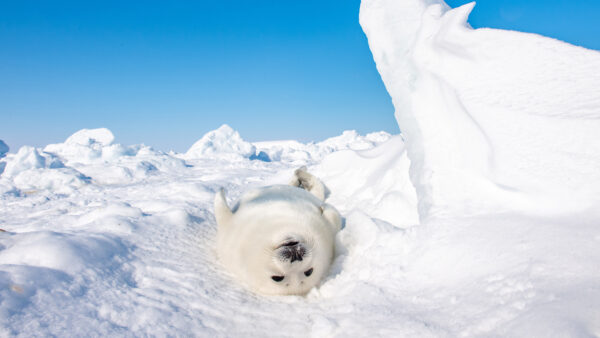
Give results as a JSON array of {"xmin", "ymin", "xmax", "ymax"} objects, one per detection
[{"xmin": 215, "ymin": 167, "xmax": 342, "ymax": 295}]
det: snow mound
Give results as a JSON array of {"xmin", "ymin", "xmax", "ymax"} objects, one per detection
[
  {"xmin": 361, "ymin": 0, "xmax": 600, "ymax": 219},
  {"xmin": 45, "ymin": 128, "xmax": 127, "ymax": 164},
  {"xmin": 254, "ymin": 130, "xmax": 392, "ymax": 163},
  {"xmin": 0, "ymin": 140, "xmax": 8, "ymax": 158},
  {"xmin": 315, "ymin": 135, "xmax": 418, "ymax": 227},
  {"xmin": 0, "ymin": 129, "xmax": 187, "ymax": 191},
  {"xmin": 2, "ymin": 146, "xmax": 64, "ymax": 177},
  {"xmin": 358, "ymin": 0, "xmax": 600, "ymax": 335},
  {"xmin": 319, "ymin": 130, "xmax": 391, "ymax": 151},
  {"xmin": 185, "ymin": 124, "xmax": 257, "ymax": 160},
  {"xmin": 2, "ymin": 2, "xmax": 600, "ymax": 332},
  {"xmin": 0, "ymin": 231, "xmax": 127, "ymax": 275},
  {"xmin": 42, "ymin": 128, "xmax": 186, "ymax": 184},
  {"xmin": 65, "ymin": 128, "xmax": 115, "ymax": 147},
  {"xmin": 0, "ymin": 146, "xmax": 88, "ymax": 194}
]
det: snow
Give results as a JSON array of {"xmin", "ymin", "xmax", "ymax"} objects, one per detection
[
  {"xmin": 358, "ymin": 0, "xmax": 600, "ymax": 335},
  {"xmin": 0, "ymin": 140, "xmax": 8, "ymax": 158},
  {"xmin": 0, "ymin": 126, "xmax": 400, "ymax": 336},
  {"xmin": 184, "ymin": 124, "xmax": 257, "ymax": 160},
  {"xmin": 314, "ymin": 135, "xmax": 418, "ymax": 228},
  {"xmin": 254, "ymin": 130, "xmax": 392, "ymax": 164},
  {"xmin": 1, "ymin": 0, "xmax": 600, "ymax": 335},
  {"xmin": 360, "ymin": 0, "xmax": 600, "ymax": 218}
]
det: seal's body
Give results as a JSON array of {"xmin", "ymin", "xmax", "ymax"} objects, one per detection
[{"xmin": 215, "ymin": 167, "xmax": 341, "ymax": 295}]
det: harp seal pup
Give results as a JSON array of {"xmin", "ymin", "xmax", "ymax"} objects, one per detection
[{"xmin": 215, "ymin": 167, "xmax": 342, "ymax": 296}]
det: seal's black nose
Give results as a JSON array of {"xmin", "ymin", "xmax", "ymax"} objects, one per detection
[{"xmin": 279, "ymin": 242, "xmax": 306, "ymax": 263}]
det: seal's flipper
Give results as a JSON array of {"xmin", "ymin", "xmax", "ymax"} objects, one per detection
[
  {"xmin": 214, "ymin": 188, "xmax": 233, "ymax": 227},
  {"xmin": 320, "ymin": 204, "xmax": 342, "ymax": 232},
  {"xmin": 289, "ymin": 166, "xmax": 326, "ymax": 201}
]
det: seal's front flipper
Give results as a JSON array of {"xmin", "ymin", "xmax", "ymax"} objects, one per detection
[
  {"xmin": 214, "ymin": 188, "xmax": 232, "ymax": 227},
  {"xmin": 289, "ymin": 166, "xmax": 326, "ymax": 201}
]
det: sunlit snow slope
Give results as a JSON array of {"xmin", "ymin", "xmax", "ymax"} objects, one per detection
[
  {"xmin": 359, "ymin": 0, "xmax": 600, "ymax": 335},
  {"xmin": 1, "ymin": 0, "xmax": 600, "ymax": 336},
  {"xmin": 361, "ymin": 0, "xmax": 600, "ymax": 219}
]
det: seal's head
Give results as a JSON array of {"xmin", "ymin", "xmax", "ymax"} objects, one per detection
[
  {"xmin": 234, "ymin": 227, "xmax": 335, "ymax": 296},
  {"xmin": 266, "ymin": 233, "xmax": 333, "ymax": 295},
  {"xmin": 215, "ymin": 185, "xmax": 341, "ymax": 296}
]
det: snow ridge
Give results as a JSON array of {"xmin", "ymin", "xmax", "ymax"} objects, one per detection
[
  {"xmin": 1, "ymin": 0, "xmax": 600, "ymax": 335},
  {"xmin": 184, "ymin": 124, "xmax": 257, "ymax": 160},
  {"xmin": 359, "ymin": 0, "xmax": 600, "ymax": 336},
  {"xmin": 361, "ymin": 0, "xmax": 600, "ymax": 219}
]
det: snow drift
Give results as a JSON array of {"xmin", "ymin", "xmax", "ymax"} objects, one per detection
[
  {"xmin": 1, "ymin": 0, "xmax": 600, "ymax": 336},
  {"xmin": 182, "ymin": 124, "xmax": 393, "ymax": 163},
  {"xmin": 0, "ymin": 126, "xmax": 411, "ymax": 336},
  {"xmin": 184, "ymin": 124, "xmax": 258, "ymax": 160},
  {"xmin": 254, "ymin": 130, "xmax": 392, "ymax": 163},
  {"xmin": 360, "ymin": 0, "xmax": 600, "ymax": 219},
  {"xmin": 359, "ymin": 0, "xmax": 600, "ymax": 335}
]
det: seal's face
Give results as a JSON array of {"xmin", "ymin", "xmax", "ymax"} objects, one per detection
[
  {"xmin": 276, "ymin": 240, "xmax": 306, "ymax": 263},
  {"xmin": 215, "ymin": 183, "xmax": 341, "ymax": 296},
  {"xmin": 243, "ymin": 232, "xmax": 334, "ymax": 296}
]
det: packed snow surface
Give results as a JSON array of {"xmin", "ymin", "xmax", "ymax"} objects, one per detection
[
  {"xmin": 360, "ymin": 0, "xmax": 600, "ymax": 218},
  {"xmin": 1, "ymin": 0, "xmax": 600, "ymax": 336}
]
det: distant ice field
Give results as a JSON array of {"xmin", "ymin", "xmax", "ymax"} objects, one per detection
[{"xmin": 1, "ymin": 0, "xmax": 600, "ymax": 335}]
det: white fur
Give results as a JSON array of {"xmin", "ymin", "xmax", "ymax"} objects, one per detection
[{"xmin": 215, "ymin": 169, "xmax": 341, "ymax": 295}]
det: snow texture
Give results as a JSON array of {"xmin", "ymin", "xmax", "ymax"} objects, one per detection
[
  {"xmin": 0, "ymin": 140, "xmax": 8, "ymax": 158},
  {"xmin": 360, "ymin": 0, "xmax": 600, "ymax": 219},
  {"xmin": 184, "ymin": 124, "xmax": 257, "ymax": 160},
  {"xmin": 359, "ymin": 0, "xmax": 600, "ymax": 335},
  {"xmin": 1, "ymin": 0, "xmax": 600, "ymax": 336},
  {"xmin": 254, "ymin": 130, "xmax": 392, "ymax": 164}
]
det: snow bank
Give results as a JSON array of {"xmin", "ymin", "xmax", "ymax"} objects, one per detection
[
  {"xmin": 361, "ymin": 0, "xmax": 600, "ymax": 219},
  {"xmin": 0, "ymin": 231, "xmax": 127, "ymax": 275},
  {"xmin": 2, "ymin": 3, "xmax": 600, "ymax": 332},
  {"xmin": 0, "ymin": 129, "xmax": 188, "ymax": 192},
  {"xmin": 0, "ymin": 146, "xmax": 87, "ymax": 194},
  {"xmin": 183, "ymin": 125, "xmax": 391, "ymax": 163},
  {"xmin": 254, "ymin": 130, "xmax": 392, "ymax": 163},
  {"xmin": 2, "ymin": 146, "xmax": 64, "ymax": 177},
  {"xmin": 185, "ymin": 124, "xmax": 257, "ymax": 160},
  {"xmin": 315, "ymin": 135, "xmax": 418, "ymax": 227},
  {"xmin": 358, "ymin": 0, "xmax": 600, "ymax": 335},
  {"xmin": 46, "ymin": 128, "xmax": 135, "ymax": 164},
  {"xmin": 43, "ymin": 128, "xmax": 124, "ymax": 165},
  {"xmin": 43, "ymin": 128, "xmax": 186, "ymax": 184},
  {"xmin": 65, "ymin": 128, "xmax": 115, "ymax": 147},
  {"xmin": 319, "ymin": 130, "xmax": 391, "ymax": 151}
]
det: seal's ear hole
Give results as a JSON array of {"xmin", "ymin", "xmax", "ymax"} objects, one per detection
[
  {"xmin": 304, "ymin": 268, "xmax": 313, "ymax": 277},
  {"xmin": 271, "ymin": 276, "xmax": 284, "ymax": 282}
]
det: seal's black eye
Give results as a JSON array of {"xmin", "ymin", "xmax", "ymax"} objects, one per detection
[
  {"xmin": 304, "ymin": 268, "xmax": 313, "ymax": 277},
  {"xmin": 271, "ymin": 276, "xmax": 284, "ymax": 282}
]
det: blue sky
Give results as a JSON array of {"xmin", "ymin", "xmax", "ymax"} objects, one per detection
[{"xmin": 1, "ymin": 0, "xmax": 598, "ymax": 152}]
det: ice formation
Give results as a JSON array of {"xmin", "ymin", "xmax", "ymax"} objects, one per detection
[
  {"xmin": 1, "ymin": 0, "xmax": 600, "ymax": 336},
  {"xmin": 361, "ymin": 0, "xmax": 600, "ymax": 219},
  {"xmin": 359, "ymin": 0, "xmax": 600, "ymax": 335},
  {"xmin": 184, "ymin": 124, "xmax": 257, "ymax": 160},
  {"xmin": 0, "ymin": 140, "xmax": 8, "ymax": 158},
  {"xmin": 254, "ymin": 130, "xmax": 392, "ymax": 163}
]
